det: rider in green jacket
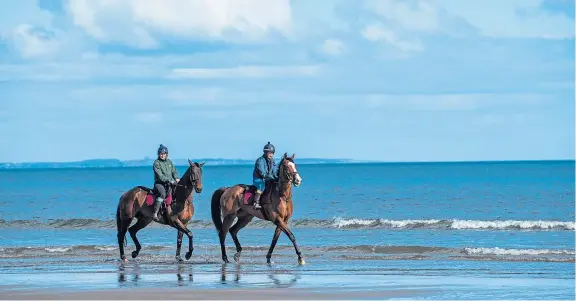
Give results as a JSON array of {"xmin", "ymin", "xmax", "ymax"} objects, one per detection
[{"xmin": 152, "ymin": 144, "xmax": 179, "ymax": 221}]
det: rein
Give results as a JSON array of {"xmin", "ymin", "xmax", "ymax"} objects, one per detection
[
  {"xmin": 277, "ymin": 161, "xmax": 297, "ymax": 201},
  {"xmin": 170, "ymin": 169, "xmax": 197, "ymax": 203}
]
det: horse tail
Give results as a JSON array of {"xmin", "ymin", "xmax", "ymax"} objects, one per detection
[
  {"xmin": 116, "ymin": 198, "xmax": 127, "ymax": 248},
  {"xmin": 211, "ymin": 187, "xmax": 226, "ymax": 234}
]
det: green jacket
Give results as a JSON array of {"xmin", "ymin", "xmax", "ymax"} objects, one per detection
[{"xmin": 153, "ymin": 158, "xmax": 179, "ymax": 184}]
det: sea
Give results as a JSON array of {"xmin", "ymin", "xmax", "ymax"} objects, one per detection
[{"xmin": 0, "ymin": 160, "xmax": 574, "ymax": 299}]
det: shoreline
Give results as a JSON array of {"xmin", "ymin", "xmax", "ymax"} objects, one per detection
[
  {"xmin": 0, "ymin": 286, "xmax": 427, "ymax": 300},
  {"xmin": 1, "ymin": 269, "xmax": 573, "ymax": 300}
]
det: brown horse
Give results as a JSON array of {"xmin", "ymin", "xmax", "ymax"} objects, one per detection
[
  {"xmin": 211, "ymin": 153, "xmax": 304, "ymax": 264},
  {"xmin": 116, "ymin": 159, "xmax": 205, "ymax": 262}
]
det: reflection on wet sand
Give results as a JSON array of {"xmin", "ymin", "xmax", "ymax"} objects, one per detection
[
  {"xmin": 118, "ymin": 262, "xmax": 141, "ymax": 286},
  {"xmin": 116, "ymin": 262, "xmax": 301, "ymax": 288},
  {"xmin": 220, "ymin": 263, "xmax": 240, "ymax": 284},
  {"xmin": 177, "ymin": 263, "xmax": 193, "ymax": 285}
]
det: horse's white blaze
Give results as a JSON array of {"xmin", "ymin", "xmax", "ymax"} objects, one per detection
[{"xmin": 287, "ymin": 161, "xmax": 302, "ymax": 185}]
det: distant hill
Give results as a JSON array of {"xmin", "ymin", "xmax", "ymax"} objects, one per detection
[{"xmin": 0, "ymin": 157, "xmax": 367, "ymax": 169}]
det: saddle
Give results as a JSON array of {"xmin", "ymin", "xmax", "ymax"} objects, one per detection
[
  {"xmin": 239, "ymin": 181, "xmax": 278, "ymax": 206},
  {"xmin": 139, "ymin": 186, "xmax": 174, "ymax": 208},
  {"xmin": 239, "ymin": 184, "xmax": 258, "ymax": 205}
]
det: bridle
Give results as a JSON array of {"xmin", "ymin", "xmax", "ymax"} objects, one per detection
[
  {"xmin": 171, "ymin": 166, "xmax": 201, "ymax": 197},
  {"xmin": 280, "ymin": 159, "xmax": 298, "ymax": 184}
]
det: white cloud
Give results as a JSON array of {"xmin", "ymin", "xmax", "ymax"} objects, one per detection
[
  {"xmin": 167, "ymin": 65, "xmax": 321, "ymax": 79},
  {"xmin": 361, "ymin": 23, "xmax": 424, "ymax": 52},
  {"xmin": 438, "ymin": 0, "xmax": 574, "ymax": 39},
  {"xmin": 11, "ymin": 25, "xmax": 60, "ymax": 58},
  {"xmin": 66, "ymin": 0, "xmax": 293, "ymax": 47},
  {"xmin": 360, "ymin": 0, "xmax": 438, "ymax": 53},
  {"xmin": 364, "ymin": 0, "xmax": 439, "ymax": 33},
  {"xmin": 0, "ymin": 1, "xmax": 54, "ymax": 36},
  {"xmin": 360, "ymin": 0, "xmax": 574, "ymax": 55},
  {"xmin": 321, "ymin": 39, "xmax": 346, "ymax": 56}
]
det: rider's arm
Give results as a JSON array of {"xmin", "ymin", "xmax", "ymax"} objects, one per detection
[
  {"xmin": 153, "ymin": 161, "xmax": 171, "ymax": 183},
  {"xmin": 271, "ymin": 161, "xmax": 279, "ymax": 179},
  {"xmin": 256, "ymin": 157, "xmax": 267, "ymax": 179},
  {"xmin": 170, "ymin": 160, "xmax": 179, "ymax": 180}
]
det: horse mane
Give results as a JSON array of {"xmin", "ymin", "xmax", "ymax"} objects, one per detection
[
  {"xmin": 276, "ymin": 157, "xmax": 292, "ymax": 199},
  {"xmin": 179, "ymin": 165, "xmax": 193, "ymax": 186}
]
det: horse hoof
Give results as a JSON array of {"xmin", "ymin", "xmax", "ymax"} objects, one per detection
[
  {"xmin": 298, "ymin": 258, "xmax": 306, "ymax": 265},
  {"xmin": 185, "ymin": 252, "xmax": 192, "ymax": 260},
  {"xmin": 223, "ymin": 257, "xmax": 230, "ymax": 263},
  {"xmin": 233, "ymin": 252, "xmax": 241, "ymax": 262},
  {"xmin": 176, "ymin": 256, "xmax": 183, "ymax": 262},
  {"xmin": 131, "ymin": 251, "xmax": 139, "ymax": 258},
  {"xmin": 121, "ymin": 255, "xmax": 128, "ymax": 262}
]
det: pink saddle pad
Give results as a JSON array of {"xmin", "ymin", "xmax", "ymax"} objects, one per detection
[
  {"xmin": 145, "ymin": 193, "xmax": 173, "ymax": 206},
  {"xmin": 243, "ymin": 191, "xmax": 253, "ymax": 205}
]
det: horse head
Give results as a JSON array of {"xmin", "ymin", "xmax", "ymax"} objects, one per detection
[
  {"xmin": 279, "ymin": 153, "xmax": 302, "ymax": 187},
  {"xmin": 183, "ymin": 159, "xmax": 205, "ymax": 193}
]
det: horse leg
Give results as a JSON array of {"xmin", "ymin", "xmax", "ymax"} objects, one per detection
[
  {"xmin": 117, "ymin": 217, "xmax": 132, "ymax": 262},
  {"xmin": 175, "ymin": 230, "xmax": 184, "ymax": 262},
  {"xmin": 276, "ymin": 220, "xmax": 305, "ymax": 265},
  {"xmin": 219, "ymin": 214, "xmax": 236, "ymax": 263},
  {"xmin": 171, "ymin": 219, "xmax": 195, "ymax": 260},
  {"xmin": 129, "ymin": 217, "xmax": 152, "ymax": 258},
  {"xmin": 229, "ymin": 214, "xmax": 254, "ymax": 263},
  {"xmin": 266, "ymin": 226, "xmax": 282, "ymax": 264}
]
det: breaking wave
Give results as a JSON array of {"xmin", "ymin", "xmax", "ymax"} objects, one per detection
[
  {"xmin": 463, "ymin": 247, "xmax": 575, "ymax": 256},
  {"xmin": 331, "ymin": 218, "xmax": 575, "ymax": 230},
  {"xmin": 0, "ymin": 244, "xmax": 573, "ymax": 263},
  {"xmin": 0, "ymin": 218, "xmax": 573, "ymax": 231}
]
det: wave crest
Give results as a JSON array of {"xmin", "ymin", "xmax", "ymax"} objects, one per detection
[
  {"xmin": 0, "ymin": 218, "xmax": 573, "ymax": 231},
  {"xmin": 331, "ymin": 218, "xmax": 575, "ymax": 230}
]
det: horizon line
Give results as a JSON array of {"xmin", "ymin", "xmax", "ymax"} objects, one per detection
[{"xmin": 0, "ymin": 157, "xmax": 574, "ymax": 165}]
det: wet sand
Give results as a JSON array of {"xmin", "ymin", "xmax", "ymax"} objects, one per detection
[
  {"xmin": 0, "ymin": 286, "xmax": 425, "ymax": 300},
  {"xmin": 1, "ymin": 264, "xmax": 574, "ymax": 300}
]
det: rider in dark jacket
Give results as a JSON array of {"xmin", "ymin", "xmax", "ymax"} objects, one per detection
[
  {"xmin": 252, "ymin": 142, "xmax": 278, "ymax": 209},
  {"xmin": 152, "ymin": 144, "xmax": 179, "ymax": 221}
]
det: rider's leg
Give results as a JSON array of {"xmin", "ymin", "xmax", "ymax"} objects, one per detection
[
  {"xmin": 153, "ymin": 183, "xmax": 166, "ymax": 221},
  {"xmin": 253, "ymin": 179, "xmax": 265, "ymax": 209}
]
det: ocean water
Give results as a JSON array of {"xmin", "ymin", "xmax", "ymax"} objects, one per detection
[{"xmin": 0, "ymin": 161, "xmax": 574, "ymax": 299}]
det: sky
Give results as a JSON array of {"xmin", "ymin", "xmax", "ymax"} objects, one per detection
[{"xmin": 0, "ymin": 0, "xmax": 574, "ymax": 163}]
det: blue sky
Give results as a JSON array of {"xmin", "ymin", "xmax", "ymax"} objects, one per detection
[{"xmin": 0, "ymin": 0, "xmax": 574, "ymax": 162}]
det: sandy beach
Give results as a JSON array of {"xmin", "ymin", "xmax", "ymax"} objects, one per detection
[
  {"xmin": 1, "ymin": 258, "xmax": 574, "ymax": 300},
  {"xmin": 1, "ymin": 286, "xmax": 425, "ymax": 300}
]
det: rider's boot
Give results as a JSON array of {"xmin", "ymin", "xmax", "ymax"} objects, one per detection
[
  {"xmin": 253, "ymin": 191, "xmax": 262, "ymax": 210},
  {"xmin": 152, "ymin": 198, "xmax": 163, "ymax": 222}
]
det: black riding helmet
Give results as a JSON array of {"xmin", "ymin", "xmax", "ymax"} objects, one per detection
[{"xmin": 263, "ymin": 142, "xmax": 275, "ymax": 153}]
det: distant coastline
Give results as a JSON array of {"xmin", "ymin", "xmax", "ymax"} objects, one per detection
[
  {"xmin": 0, "ymin": 158, "xmax": 369, "ymax": 169},
  {"xmin": 0, "ymin": 158, "xmax": 572, "ymax": 169}
]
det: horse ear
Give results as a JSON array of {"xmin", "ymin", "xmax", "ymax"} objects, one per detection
[
  {"xmin": 198, "ymin": 161, "xmax": 206, "ymax": 167},
  {"xmin": 291, "ymin": 153, "xmax": 295, "ymax": 160},
  {"xmin": 283, "ymin": 152, "xmax": 288, "ymax": 159},
  {"xmin": 188, "ymin": 159, "xmax": 193, "ymax": 166}
]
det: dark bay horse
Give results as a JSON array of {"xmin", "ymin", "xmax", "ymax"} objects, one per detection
[
  {"xmin": 116, "ymin": 159, "xmax": 204, "ymax": 262},
  {"xmin": 211, "ymin": 153, "xmax": 304, "ymax": 264}
]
